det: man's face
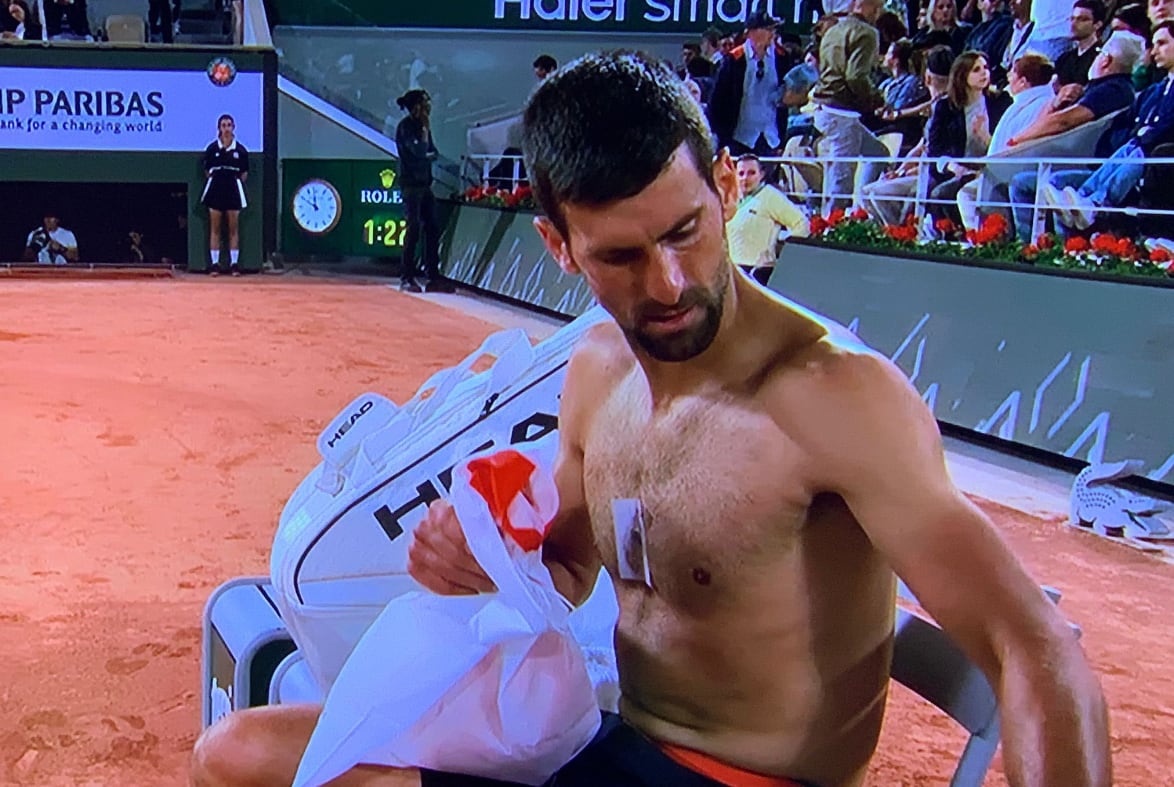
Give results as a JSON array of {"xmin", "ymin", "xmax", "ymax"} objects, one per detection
[
  {"xmin": 1070, "ymin": 6, "xmax": 1099, "ymax": 39},
  {"xmin": 736, "ymin": 159, "xmax": 763, "ymax": 197},
  {"xmin": 535, "ymin": 145, "xmax": 739, "ymax": 364},
  {"xmin": 218, "ymin": 116, "xmax": 234, "ymax": 136},
  {"xmin": 746, "ymin": 27, "xmax": 773, "ymax": 49},
  {"xmin": 1007, "ymin": 67, "xmax": 1028, "ymax": 94},
  {"xmin": 1153, "ymin": 27, "xmax": 1174, "ymax": 69},
  {"xmin": 932, "ymin": 0, "xmax": 956, "ymax": 27},
  {"xmin": 977, "ymin": 0, "xmax": 995, "ymax": 15},
  {"xmin": 43, "ymin": 216, "xmax": 59, "ymax": 231},
  {"xmin": 1152, "ymin": 0, "xmax": 1174, "ymax": 23},
  {"xmin": 1010, "ymin": 0, "xmax": 1032, "ymax": 19}
]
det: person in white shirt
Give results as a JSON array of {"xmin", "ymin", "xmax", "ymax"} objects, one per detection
[
  {"xmin": 957, "ymin": 53, "xmax": 1057, "ymax": 229},
  {"xmin": 1027, "ymin": 0, "xmax": 1077, "ymax": 61},
  {"xmin": 726, "ymin": 154, "xmax": 809, "ymax": 283},
  {"xmin": 23, "ymin": 210, "xmax": 78, "ymax": 265}
]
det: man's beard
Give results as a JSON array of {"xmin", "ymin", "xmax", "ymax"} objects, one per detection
[{"xmin": 625, "ymin": 260, "xmax": 729, "ymax": 363}]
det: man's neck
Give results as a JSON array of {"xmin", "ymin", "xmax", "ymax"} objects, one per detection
[
  {"xmin": 749, "ymin": 40, "xmax": 769, "ymax": 59},
  {"xmin": 1075, "ymin": 35, "xmax": 1097, "ymax": 53}
]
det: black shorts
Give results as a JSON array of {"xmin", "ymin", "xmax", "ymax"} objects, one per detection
[
  {"xmin": 419, "ymin": 713, "xmax": 815, "ymax": 787},
  {"xmin": 201, "ymin": 174, "xmax": 247, "ymax": 212}
]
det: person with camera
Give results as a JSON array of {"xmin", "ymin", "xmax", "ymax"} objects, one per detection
[{"xmin": 24, "ymin": 209, "xmax": 78, "ymax": 265}]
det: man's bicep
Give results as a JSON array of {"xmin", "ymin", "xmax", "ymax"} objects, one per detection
[{"xmin": 817, "ymin": 357, "xmax": 1055, "ymax": 673}]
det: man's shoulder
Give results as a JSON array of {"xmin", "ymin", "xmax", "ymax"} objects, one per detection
[{"xmin": 567, "ymin": 321, "xmax": 634, "ymax": 389}]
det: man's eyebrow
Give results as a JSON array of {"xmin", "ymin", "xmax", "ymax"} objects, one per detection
[{"xmin": 588, "ymin": 207, "xmax": 704, "ymax": 259}]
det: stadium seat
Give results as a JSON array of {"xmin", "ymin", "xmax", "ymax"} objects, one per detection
[
  {"xmin": 982, "ymin": 109, "xmax": 1125, "ymax": 190},
  {"xmin": 105, "ymin": 13, "xmax": 146, "ymax": 43}
]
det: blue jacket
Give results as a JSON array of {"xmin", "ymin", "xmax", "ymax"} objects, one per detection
[{"xmin": 1128, "ymin": 77, "xmax": 1174, "ymax": 154}]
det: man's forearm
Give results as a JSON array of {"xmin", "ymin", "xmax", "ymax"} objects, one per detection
[{"xmin": 997, "ymin": 632, "xmax": 1112, "ymax": 786}]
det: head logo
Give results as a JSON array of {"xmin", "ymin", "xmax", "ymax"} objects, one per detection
[
  {"xmin": 379, "ymin": 169, "xmax": 396, "ymax": 189},
  {"xmin": 207, "ymin": 57, "xmax": 237, "ymax": 87}
]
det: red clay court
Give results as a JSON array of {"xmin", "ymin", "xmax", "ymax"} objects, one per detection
[{"xmin": 0, "ymin": 275, "xmax": 1170, "ymax": 785}]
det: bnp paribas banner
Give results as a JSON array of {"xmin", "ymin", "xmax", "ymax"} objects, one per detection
[
  {"xmin": 271, "ymin": 0, "xmax": 801, "ymax": 30},
  {"xmin": 0, "ymin": 59, "xmax": 264, "ymax": 153}
]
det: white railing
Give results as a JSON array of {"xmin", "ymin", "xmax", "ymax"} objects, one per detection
[{"xmin": 466, "ymin": 151, "xmax": 1174, "ymax": 243}]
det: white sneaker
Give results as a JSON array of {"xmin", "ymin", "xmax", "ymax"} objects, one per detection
[
  {"xmin": 1064, "ymin": 188, "xmax": 1096, "ymax": 230},
  {"xmin": 1040, "ymin": 182, "xmax": 1073, "ymax": 227}
]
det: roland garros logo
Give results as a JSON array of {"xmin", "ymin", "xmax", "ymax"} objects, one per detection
[{"xmin": 207, "ymin": 57, "xmax": 237, "ymax": 87}]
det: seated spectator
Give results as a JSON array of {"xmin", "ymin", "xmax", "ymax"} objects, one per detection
[
  {"xmin": 912, "ymin": 0, "xmax": 973, "ymax": 54},
  {"xmin": 701, "ymin": 26, "xmax": 725, "ymax": 66},
  {"xmin": 860, "ymin": 52, "xmax": 953, "ymax": 224},
  {"xmin": 926, "ymin": 51, "xmax": 1012, "ymax": 223},
  {"xmin": 998, "ymin": 0, "xmax": 1037, "ymax": 85},
  {"xmin": 1005, "ymin": 27, "xmax": 1142, "ymax": 238},
  {"xmin": 1041, "ymin": 20, "xmax": 1174, "ymax": 229},
  {"xmin": 957, "ymin": 53, "xmax": 1057, "ymax": 229},
  {"xmin": 679, "ymin": 41, "xmax": 703, "ymax": 78},
  {"xmin": 963, "ymin": 0, "xmax": 1015, "ymax": 66},
  {"xmin": 44, "ymin": 0, "xmax": 90, "ymax": 39},
  {"xmin": 1054, "ymin": 0, "xmax": 1107, "ymax": 88},
  {"xmin": 24, "ymin": 209, "xmax": 79, "ymax": 265},
  {"xmin": 870, "ymin": 38, "xmax": 932, "ymax": 148},
  {"xmin": 726, "ymin": 154, "xmax": 809, "ymax": 283},
  {"xmin": 1151, "ymin": 0, "xmax": 1174, "ymax": 23},
  {"xmin": 781, "ymin": 51, "xmax": 820, "ymax": 140},
  {"xmin": 2, "ymin": 0, "xmax": 42, "ymax": 39}
]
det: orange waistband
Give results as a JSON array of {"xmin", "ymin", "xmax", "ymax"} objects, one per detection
[{"xmin": 656, "ymin": 740, "xmax": 807, "ymax": 787}]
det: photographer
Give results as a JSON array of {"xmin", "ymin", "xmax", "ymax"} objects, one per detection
[{"xmin": 24, "ymin": 210, "xmax": 79, "ymax": 265}]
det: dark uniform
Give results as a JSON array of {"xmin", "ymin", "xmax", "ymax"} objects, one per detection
[{"xmin": 201, "ymin": 139, "xmax": 249, "ymax": 212}]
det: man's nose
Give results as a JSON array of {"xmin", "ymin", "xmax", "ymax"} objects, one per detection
[{"xmin": 644, "ymin": 249, "xmax": 687, "ymax": 305}]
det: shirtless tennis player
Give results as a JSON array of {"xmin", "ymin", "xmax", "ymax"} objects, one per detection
[{"xmin": 191, "ymin": 52, "xmax": 1110, "ymax": 787}]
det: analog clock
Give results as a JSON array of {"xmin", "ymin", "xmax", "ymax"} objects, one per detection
[{"xmin": 292, "ymin": 178, "xmax": 342, "ymax": 235}]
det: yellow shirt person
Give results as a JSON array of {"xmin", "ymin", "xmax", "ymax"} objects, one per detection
[{"xmin": 726, "ymin": 155, "xmax": 809, "ymax": 276}]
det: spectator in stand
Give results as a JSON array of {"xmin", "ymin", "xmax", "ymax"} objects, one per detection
[
  {"xmin": 860, "ymin": 50, "xmax": 953, "ymax": 224},
  {"xmin": 876, "ymin": 9, "xmax": 911, "ymax": 55},
  {"xmin": 701, "ymin": 26, "xmax": 724, "ymax": 65},
  {"xmin": 149, "ymin": 0, "xmax": 182, "ymax": 43},
  {"xmin": 679, "ymin": 41, "xmax": 703, "ymax": 78},
  {"xmin": 1006, "ymin": 31, "xmax": 1142, "ymax": 236},
  {"xmin": 2, "ymin": 0, "xmax": 42, "ymax": 39},
  {"xmin": 912, "ymin": 0, "xmax": 973, "ymax": 54},
  {"xmin": 925, "ymin": 51, "xmax": 1013, "ymax": 223},
  {"xmin": 44, "ymin": 0, "xmax": 90, "ymax": 39},
  {"xmin": 1054, "ymin": 0, "xmax": 1107, "ymax": 87},
  {"xmin": 871, "ymin": 38, "xmax": 932, "ymax": 148},
  {"xmin": 964, "ymin": 0, "xmax": 1016, "ymax": 65},
  {"xmin": 726, "ymin": 154, "xmax": 810, "ymax": 283},
  {"xmin": 686, "ymin": 55, "xmax": 716, "ymax": 106},
  {"xmin": 1037, "ymin": 21, "xmax": 1174, "ymax": 230},
  {"xmin": 706, "ymin": 11, "xmax": 794, "ymax": 158},
  {"xmin": 532, "ymin": 54, "xmax": 557, "ymax": 81},
  {"xmin": 781, "ymin": 49, "xmax": 820, "ymax": 140},
  {"xmin": 957, "ymin": 53, "xmax": 1057, "ymax": 229},
  {"xmin": 1000, "ymin": 0, "xmax": 1038, "ymax": 84},
  {"xmin": 811, "ymin": 0, "xmax": 888, "ymax": 210}
]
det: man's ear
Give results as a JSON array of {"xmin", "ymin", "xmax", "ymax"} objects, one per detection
[
  {"xmin": 533, "ymin": 216, "xmax": 579, "ymax": 275},
  {"xmin": 713, "ymin": 147, "xmax": 739, "ymax": 223}
]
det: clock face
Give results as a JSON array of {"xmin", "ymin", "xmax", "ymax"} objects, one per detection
[{"xmin": 292, "ymin": 179, "xmax": 342, "ymax": 235}]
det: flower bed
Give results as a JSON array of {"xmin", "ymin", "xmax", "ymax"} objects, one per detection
[
  {"xmin": 458, "ymin": 184, "xmax": 536, "ymax": 211},
  {"xmin": 806, "ymin": 209, "xmax": 1174, "ymax": 280}
]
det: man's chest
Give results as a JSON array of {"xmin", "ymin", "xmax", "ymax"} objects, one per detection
[{"xmin": 580, "ymin": 393, "xmax": 812, "ymax": 605}]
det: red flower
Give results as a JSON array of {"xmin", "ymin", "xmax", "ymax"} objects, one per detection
[
  {"xmin": 850, "ymin": 208, "xmax": 869, "ymax": 221},
  {"xmin": 1091, "ymin": 233, "xmax": 1118, "ymax": 254},
  {"xmin": 1065, "ymin": 236, "xmax": 1089, "ymax": 253},
  {"xmin": 883, "ymin": 224, "xmax": 917, "ymax": 243},
  {"xmin": 1150, "ymin": 247, "xmax": 1173, "ymax": 264},
  {"xmin": 827, "ymin": 208, "xmax": 846, "ymax": 227},
  {"xmin": 1036, "ymin": 233, "xmax": 1054, "ymax": 250},
  {"xmin": 934, "ymin": 217, "xmax": 956, "ymax": 235},
  {"xmin": 1022, "ymin": 244, "xmax": 1039, "ymax": 259},
  {"xmin": 1114, "ymin": 237, "xmax": 1137, "ymax": 259},
  {"xmin": 810, "ymin": 215, "xmax": 830, "ymax": 234}
]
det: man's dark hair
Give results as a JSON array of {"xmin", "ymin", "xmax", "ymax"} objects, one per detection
[
  {"xmin": 890, "ymin": 38, "xmax": 916, "ymax": 71},
  {"xmin": 736, "ymin": 153, "xmax": 762, "ymax": 167},
  {"xmin": 702, "ymin": 27, "xmax": 722, "ymax": 47},
  {"xmin": 522, "ymin": 51, "xmax": 716, "ymax": 239},
  {"xmin": 1073, "ymin": 0, "xmax": 1107, "ymax": 25},
  {"xmin": 1155, "ymin": 19, "xmax": 1174, "ymax": 41},
  {"xmin": 395, "ymin": 89, "xmax": 429, "ymax": 111},
  {"xmin": 686, "ymin": 55, "xmax": 714, "ymax": 78},
  {"xmin": 532, "ymin": 54, "xmax": 558, "ymax": 72},
  {"xmin": 683, "ymin": 41, "xmax": 701, "ymax": 54},
  {"xmin": 1113, "ymin": 3, "xmax": 1150, "ymax": 37}
]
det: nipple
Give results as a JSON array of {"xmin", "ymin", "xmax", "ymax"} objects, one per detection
[{"xmin": 692, "ymin": 567, "xmax": 711, "ymax": 586}]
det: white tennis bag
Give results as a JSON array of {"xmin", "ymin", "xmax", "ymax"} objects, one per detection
[{"xmin": 269, "ymin": 305, "xmax": 615, "ymax": 694}]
